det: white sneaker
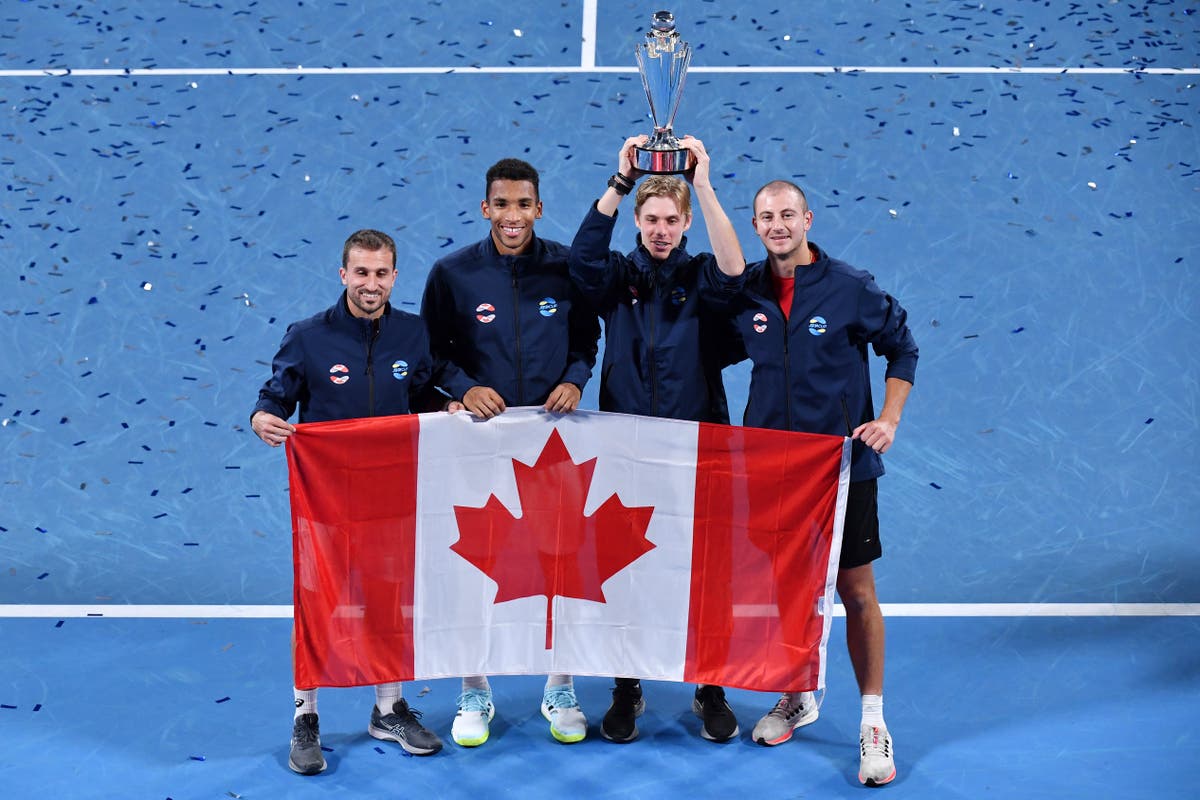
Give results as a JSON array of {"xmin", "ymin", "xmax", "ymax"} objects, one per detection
[
  {"xmin": 751, "ymin": 691, "xmax": 819, "ymax": 746},
  {"xmin": 541, "ymin": 686, "xmax": 587, "ymax": 743},
  {"xmin": 859, "ymin": 724, "xmax": 897, "ymax": 786},
  {"xmin": 451, "ymin": 688, "xmax": 495, "ymax": 747}
]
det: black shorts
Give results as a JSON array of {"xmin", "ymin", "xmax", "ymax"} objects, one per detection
[{"xmin": 839, "ymin": 478, "xmax": 881, "ymax": 569}]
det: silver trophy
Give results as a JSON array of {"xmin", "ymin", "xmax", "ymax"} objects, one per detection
[{"xmin": 635, "ymin": 11, "xmax": 693, "ymax": 174}]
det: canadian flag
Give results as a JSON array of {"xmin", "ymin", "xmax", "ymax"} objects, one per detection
[{"xmin": 285, "ymin": 408, "xmax": 849, "ymax": 693}]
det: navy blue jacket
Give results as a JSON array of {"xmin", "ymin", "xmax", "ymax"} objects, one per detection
[
  {"xmin": 421, "ymin": 235, "xmax": 600, "ymax": 405},
  {"xmin": 730, "ymin": 245, "xmax": 918, "ymax": 481},
  {"xmin": 253, "ymin": 293, "xmax": 437, "ymax": 423},
  {"xmin": 569, "ymin": 203, "xmax": 742, "ymax": 423}
]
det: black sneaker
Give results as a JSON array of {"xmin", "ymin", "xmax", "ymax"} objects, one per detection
[
  {"xmin": 601, "ymin": 679, "xmax": 645, "ymax": 743},
  {"xmin": 692, "ymin": 685, "xmax": 739, "ymax": 742},
  {"xmin": 289, "ymin": 713, "xmax": 326, "ymax": 775},
  {"xmin": 368, "ymin": 699, "xmax": 443, "ymax": 755}
]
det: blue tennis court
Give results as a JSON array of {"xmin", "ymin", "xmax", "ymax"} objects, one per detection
[{"xmin": 2, "ymin": 1, "xmax": 1198, "ymax": 797}]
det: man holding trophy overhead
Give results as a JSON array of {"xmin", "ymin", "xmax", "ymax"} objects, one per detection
[
  {"xmin": 571, "ymin": 10, "xmax": 904, "ymax": 787},
  {"xmin": 568, "ymin": 11, "xmax": 749, "ymax": 745}
]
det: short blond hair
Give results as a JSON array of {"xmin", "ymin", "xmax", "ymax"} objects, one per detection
[{"xmin": 634, "ymin": 175, "xmax": 692, "ymax": 217}]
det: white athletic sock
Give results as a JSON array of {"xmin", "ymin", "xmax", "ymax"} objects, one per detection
[
  {"xmin": 462, "ymin": 675, "xmax": 491, "ymax": 692},
  {"xmin": 861, "ymin": 694, "xmax": 885, "ymax": 728},
  {"xmin": 375, "ymin": 682, "xmax": 402, "ymax": 715},
  {"xmin": 545, "ymin": 674, "xmax": 573, "ymax": 690},
  {"xmin": 294, "ymin": 687, "xmax": 318, "ymax": 719}
]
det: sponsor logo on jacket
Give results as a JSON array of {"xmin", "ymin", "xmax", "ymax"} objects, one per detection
[
  {"xmin": 538, "ymin": 297, "xmax": 558, "ymax": 317},
  {"xmin": 329, "ymin": 363, "xmax": 350, "ymax": 384},
  {"xmin": 476, "ymin": 303, "xmax": 496, "ymax": 323},
  {"xmin": 808, "ymin": 315, "xmax": 827, "ymax": 336},
  {"xmin": 392, "ymin": 360, "xmax": 408, "ymax": 380},
  {"xmin": 752, "ymin": 312, "xmax": 768, "ymax": 334}
]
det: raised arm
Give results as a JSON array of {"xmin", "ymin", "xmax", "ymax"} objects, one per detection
[{"xmin": 681, "ymin": 135, "xmax": 745, "ymax": 278}]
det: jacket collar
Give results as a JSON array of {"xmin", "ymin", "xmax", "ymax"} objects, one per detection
[
  {"xmin": 632, "ymin": 233, "xmax": 690, "ymax": 284},
  {"xmin": 334, "ymin": 291, "xmax": 392, "ymax": 326},
  {"xmin": 751, "ymin": 241, "xmax": 829, "ymax": 290}
]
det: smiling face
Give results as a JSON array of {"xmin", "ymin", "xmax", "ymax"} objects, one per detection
[
  {"xmin": 634, "ymin": 195, "xmax": 692, "ymax": 261},
  {"xmin": 752, "ymin": 184, "xmax": 813, "ymax": 269},
  {"xmin": 482, "ymin": 178, "xmax": 542, "ymax": 256},
  {"xmin": 340, "ymin": 246, "xmax": 396, "ymax": 319}
]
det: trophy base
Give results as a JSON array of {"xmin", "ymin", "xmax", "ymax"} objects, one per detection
[{"xmin": 635, "ymin": 146, "xmax": 693, "ymax": 175}]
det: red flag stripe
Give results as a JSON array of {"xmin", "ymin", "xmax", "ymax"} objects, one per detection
[
  {"xmin": 685, "ymin": 422, "xmax": 847, "ymax": 692},
  {"xmin": 287, "ymin": 414, "xmax": 421, "ymax": 689}
]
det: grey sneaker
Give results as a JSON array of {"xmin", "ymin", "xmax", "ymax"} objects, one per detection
[
  {"xmin": 859, "ymin": 724, "xmax": 897, "ymax": 786},
  {"xmin": 752, "ymin": 691, "xmax": 819, "ymax": 746},
  {"xmin": 368, "ymin": 699, "xmax": 443, "ymax": 756},
  {"xmin": 288, "ymin": 713, "xmax": 326, "ymax": 775}
]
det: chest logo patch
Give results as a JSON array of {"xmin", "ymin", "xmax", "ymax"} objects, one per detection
[
  {"xmin": 808, "ymin": 315, "xmax": 828, "ymax": 336},
  {"xmin": 476, "ymin": 303, "xmax": 496, "ymax": 323},
  {"xmin": 753, "ymin": 312, "xmax": 768, "ymax": 334},
  {"xmin": 539, "ymin": 297, "xmax": 558, "ymax": 317},
  {"xmin": 670, "ymin": 286, "xmax": 687, "ymax": 306},
  {"xmin": 392, "ymin": 360, "xmax": 408, "ymax": 380},
  {"xmin": 329, "ymin": 363, "xmax": 350, "ymax": 385}
]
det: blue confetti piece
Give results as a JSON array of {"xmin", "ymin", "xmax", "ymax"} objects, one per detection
[
  {"xmin": 55, "ymin": 620, "xmax": 64, "ymax": 628},
  {"xmin": 33, "ymin": 704, "xmax": 42, "ymax": 711},
  {"xmin": 189, "ymin": 755, "xmax": 206, "ymax": 761},
  {"xmin": 1145, "ymin": 418, "xmax": 1154, "ymax": 424},
  {"xmin": 374, "ymin": 746, "xmax": 385, "ymax": 754},
  {"xmin": 1, "ymin": 704, "xmax": 17, "ymax": 710},
  {"xmin": 215, "ymin": 697, "xmax": 231, "ymax": 704},
  {"xmin": 37, "ymin": 572, "xmax": 49, "ymax": 580},
  {"xmin": 183, "ymin": 542, "xmax": 199, "ymax": 546},
  {"xmin": 1011, "ymin": 327, "xmax": 1025, "ymax": 333},
  {"xmin": 929, "ymin": 482, "xmax": 942, "ymax": 490}
]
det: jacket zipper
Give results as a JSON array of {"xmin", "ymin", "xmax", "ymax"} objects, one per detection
[
  {"xmin": 647, "ymin": 275, "xmax": 659, "ymax": 416},
  {"xmin": 365, "ymin": 318, "xmax": 378, "ymax": 416},
  {"xmin": 510, "ymin": 263, "xmax": 524, "ymax": 404}
]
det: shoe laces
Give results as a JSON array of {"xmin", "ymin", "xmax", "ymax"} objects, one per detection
[
  {"xmin": 292, "ymin": 715, "xmax": 319, "ymax": 745},
  {"xmin": 612, "ymin": 683, "xmax": 641, "ymax": 705},
  {"xmin": 768, "ymin": 693, "xmax": 802, "ymax": 719},
  {"xmin": 861, "ymin": 726, "xmax": 891, "ymax": 758},
  {"xmin": 457, "ymin": 689, "xmax": 492, "ymax": 714},
  {"xmin": 383, "ymin": 699, "xmax": 424, "ymax": 728},
  {"xmin": 697, "ymin": 685, "xmax": 728, "ymax": 709},
  {"xmin": 543, "ymin": 686, "xmax": 579, "ymax": 711}
]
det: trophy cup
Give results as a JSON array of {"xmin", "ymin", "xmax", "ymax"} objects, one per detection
[{"xmin": 634, "ymin": 11, "xmax": 693, "ymax": 174}]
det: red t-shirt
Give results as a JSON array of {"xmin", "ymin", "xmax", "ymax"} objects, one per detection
[
  {"xmin": 771, "ymin": 273, "xmax": 794, "ymax": 320},
  {"xmin": 770, "ymin": 245, "xmax": 818, "ymax": 320}
]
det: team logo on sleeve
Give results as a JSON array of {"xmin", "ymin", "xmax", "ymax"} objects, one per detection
[
  {"xmin": 752, "ymin": 312, "xmax": 768, "ymax": 334},
  {"xmin": 538, "ymin": 298, "xmax": 558, "ymax": 317},
  {"xmin": 392, "ymin": 360, "xmax": 408, "ymax": 380},
  {"xmin": 328, "ymin": 364, "xmax": 350, "ymax": 384},
  {"xmin": 807, "ymin": 315, "xmax": 828, "ymax": 336},
  {"xmin": 475, "ymin": 303, "xmax": 496, "ymax": 323},
  {"xmin": 670, "ymin": 286, "xmax": 687, "ymax": 306}
]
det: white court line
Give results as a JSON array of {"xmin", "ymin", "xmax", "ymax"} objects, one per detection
[
  {"xmin": 0, "ymin": 66, "xmax": 1196, "ymax": 78},
  {"xmin": 580, "ymin": 0, "xmax": 598, "ymax": 71},
  {"xmin": 0, "ymin": 604, "xmax": 1196, "ymax": 619}
]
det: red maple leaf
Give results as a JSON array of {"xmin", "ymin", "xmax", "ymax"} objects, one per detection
[{"xmin": 451, "ymin": 428, "xmax": 656, "ymax": 649}]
